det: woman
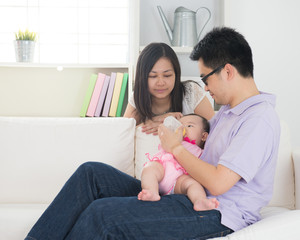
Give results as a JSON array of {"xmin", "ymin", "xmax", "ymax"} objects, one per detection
[{"xmin": 124, "ymin": 42, "xmax": 214, "ymax": 135}]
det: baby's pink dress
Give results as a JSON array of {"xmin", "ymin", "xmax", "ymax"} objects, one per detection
[{"xmin": 145, "ymin": 139, "xmax": 203, "ymax": 195}]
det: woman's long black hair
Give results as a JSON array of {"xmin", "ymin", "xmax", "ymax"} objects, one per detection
[{"xmin": 134, "ymin": 42, "xmax": 186, "ymax": 123}]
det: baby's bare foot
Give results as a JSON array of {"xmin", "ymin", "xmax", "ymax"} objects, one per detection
[
  {"xmin": 193, "ymin": 198, "xmax": 219, "ymax": 211},
  {"xmin": 138, "ymin": 189, "xmax": 161, "ymax": 201}
]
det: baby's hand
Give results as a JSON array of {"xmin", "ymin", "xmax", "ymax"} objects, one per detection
[{"xmin": 168, "ymin": 112, "xmax": 183, "ymax": 120}]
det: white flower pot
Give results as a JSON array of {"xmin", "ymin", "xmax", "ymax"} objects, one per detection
[{"xmin": 14, "ymin": 40, "xmax": 36, "ymax": 62}]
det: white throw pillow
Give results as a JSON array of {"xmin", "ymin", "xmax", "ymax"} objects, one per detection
[{"xmin": 134, "ymin": 126, "xmax": 160, "ymax": 180}]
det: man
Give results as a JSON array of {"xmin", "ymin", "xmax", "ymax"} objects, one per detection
[
  {"xmin": 25, "ymin": 27, "xmax": 280, "ymax": 240},
  {"xmin": 159, "ymin": 26, "xmax": 281, "ymax": 234}
]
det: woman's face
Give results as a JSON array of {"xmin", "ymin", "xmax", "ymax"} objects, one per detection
[{"xmin": 148, "ymin": 57, "xmax": 176, "ymax": 100}]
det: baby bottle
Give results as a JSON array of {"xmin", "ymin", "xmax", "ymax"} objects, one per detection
[{"xmin": 163, "ymin": 116, "xmax": 186, "ymax": 135}]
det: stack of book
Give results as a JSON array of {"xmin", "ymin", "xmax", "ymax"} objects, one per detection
[{"xmin": 80, "ymin": 72, "xmax": 129, "ymax": 117}]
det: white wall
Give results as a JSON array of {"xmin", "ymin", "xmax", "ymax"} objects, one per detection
[
  {"xmin": 224, "ymin": 0, "xmax": 300, "ymax": 148},
  {"xmin": 140, "ymin": 0, "xmax": 223, "ymax": 45},
  {"xmin": 140, "ymin": 0, "xmax": 223, "ymax": 77}
]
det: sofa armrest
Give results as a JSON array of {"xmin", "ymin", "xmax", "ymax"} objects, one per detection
[
  {"xmin": 293, "ymin": 148, "xmax": 300, "ymax": 209},
  {"xmin": 210, "ymin": 210, "xmax": 300, "ymax": 240}
]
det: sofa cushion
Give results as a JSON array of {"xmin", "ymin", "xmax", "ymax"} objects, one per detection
[
  {"xmin": 0, "ymin": 117, "xmax": 136, "ymax": 204},
  {"xmin": 267, "ymin": 121, "xmax": 295, "ymax": 209},
  {"xmin": 134, "ymin": 126, "xmax": 160, "ymax": 179},
  {"xmin": 0, "ymin": 204, "xmax": 48, "ymax": 240},
  {"xmin": 293, "ymin": 148, "xmax": 300, "ymax": 209}
]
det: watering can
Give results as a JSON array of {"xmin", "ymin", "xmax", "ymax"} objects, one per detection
[{"xmin": 157, "ymin": 6, "xmax": 211, "ymax": 47}]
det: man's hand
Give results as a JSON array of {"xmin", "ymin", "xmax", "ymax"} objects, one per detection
[{"xmin": 158, "ymin": 124, "xmax": 184, "ymax": 153}]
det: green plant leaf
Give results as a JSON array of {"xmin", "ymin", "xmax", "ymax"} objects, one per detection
[{"xmin": 15, "ymin": 29, "xmax": 37, "ymax": 41}]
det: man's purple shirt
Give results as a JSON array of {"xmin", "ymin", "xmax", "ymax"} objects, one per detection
[{"xmin": 201, "ymin": 92, "xmax": 281, "ymax": 231}]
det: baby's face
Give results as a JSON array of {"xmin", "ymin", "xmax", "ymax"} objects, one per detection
[{"xmin": 179, "ymin": 115, "xmax": 205, "ymax": 146}]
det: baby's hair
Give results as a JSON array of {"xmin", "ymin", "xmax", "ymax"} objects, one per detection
[{"xmin": 183, "ymin": 113, "xmax": 210, "ymax": 133}]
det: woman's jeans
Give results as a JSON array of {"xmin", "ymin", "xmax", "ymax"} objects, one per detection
[{"xmin": 25, "ymin": 162, "xmax": 233, "ymax": 240}]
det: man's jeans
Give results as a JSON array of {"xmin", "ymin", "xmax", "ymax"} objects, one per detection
[{"xmin": 25, "ymin": 162, "xmax": 233, "ymax": 240}]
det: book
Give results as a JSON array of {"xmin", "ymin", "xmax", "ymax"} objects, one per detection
[
  {"xmin": 116, "ymin": 73, "xmax": 129, "ymax": 117},
  {"xmin": 102, "ymin": 72, "xmax": 117, "ymax": 117},
  {"xmin": 94, "ymin": 74, "xmax": 110, "ymax": 117},
  {"xmin": 79, "ymin": 74, "xmax": 98, "ymax": 117},
  {"xmin": 86, "ymin": 73, "xmax": 106, "ymax": 117},
  {"xmin": 120, "ymin": 81, "xmax": 128, "ymax": 116},
  {"xmin": 108, "ymin": 72, "xmax": 124, "ymax": 117}
]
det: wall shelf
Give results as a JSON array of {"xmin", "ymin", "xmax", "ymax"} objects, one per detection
[{"xmin": 0, "ymin": 64, "xmax": 133, "ymax": 117}]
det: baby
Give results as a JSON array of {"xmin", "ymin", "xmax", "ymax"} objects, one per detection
[{"xmin": 138, "ymin": 114, "xmax": 219, "ymax": 211}]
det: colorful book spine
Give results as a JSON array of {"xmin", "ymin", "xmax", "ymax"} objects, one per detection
[
  {"xmin": 102, "ymin": 72, "xmax": 117, "ymax": 117},
  {"xmin": 79, "ymin": 74, "xmax": 98, "ymax": 117},
  {"xmin": 116, "ymin": 73, "xmax": 129, "ymax": 117},
  {"xmin": 86, "ymin": 73, "xmax": 106, "ymax": 117},
  {"xmin": 94, "ymin": 75, "xmax": 110, "ymax": 117},
  {"xmin": 108, "ymin": 72, "xmax": 124, "ymax": 117}
]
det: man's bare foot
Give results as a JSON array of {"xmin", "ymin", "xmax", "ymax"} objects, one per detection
[
  {"xmin": 138, "ymin": 189, "xmax": 161, "ymax": 201},
  {"xmin": 193, "ymin": 198, "xmax": 219, "ymax": 211}
]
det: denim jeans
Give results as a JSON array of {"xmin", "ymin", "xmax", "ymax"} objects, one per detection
[{"xmin": 25, "ymin": 162, "xmax": 233, "ymax": 240}]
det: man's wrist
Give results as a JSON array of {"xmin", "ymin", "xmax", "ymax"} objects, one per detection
[{"xmin": 172, "ymin": 144, "xmax": 185, "ymax": 158}]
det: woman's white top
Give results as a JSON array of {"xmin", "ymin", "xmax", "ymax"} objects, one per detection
[{"xmin": 128, "ymin": 81, "xmax": 206, "ymax": 115}]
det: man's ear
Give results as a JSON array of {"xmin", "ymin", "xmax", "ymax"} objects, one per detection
[
  {"xmin": 224, "ymin": 63, "xmax": 235, "ymax": 81},
  {"xmin": 201, "ymin": 132, "xmax": 209, "ymax": 142}
]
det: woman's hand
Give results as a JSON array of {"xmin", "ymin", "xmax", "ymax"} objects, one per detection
[
  {"xmin": 158, "ymin": 124, "xmax": 183, "ymax": 154},
  {"xmin": 140, "ymin": 119, "xmax": 161, "ymax": 135},
  {"xmin": 141, "ymin": 112, "xmax": 183, "ymax": 135}
]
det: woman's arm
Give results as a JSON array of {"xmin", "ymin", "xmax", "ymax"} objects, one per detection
[
  {"xmin": 194, "ymin": 96, "xmax": 215, "ymax": 120},
  {"xmin": 124, "ymin": 100, "xmax": 182, "ymax": 135},
  {"xmin": 123, "ymin": 103, "xmax": 140, "ymax": 124},
  {"xmin": 138, "ymin": 95, "xmax": 215, "ymax": 135},
  {"xmin": 182, "ymin": 81, "xmax": 215, "ymax": 120}
]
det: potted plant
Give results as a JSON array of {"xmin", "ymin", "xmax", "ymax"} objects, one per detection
[{"xmin": 14, "ymin": 29, "xmax": 37, "ymax": 62}]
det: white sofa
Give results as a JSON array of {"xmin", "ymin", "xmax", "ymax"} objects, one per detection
[{"xmin": 0, "ymin": 117, "xmax": 299, "ymax": 240}]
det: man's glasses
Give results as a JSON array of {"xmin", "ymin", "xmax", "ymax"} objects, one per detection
[{"xmin": 200, "ymin": 63, "xmax": 226, "ymax": 85}]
